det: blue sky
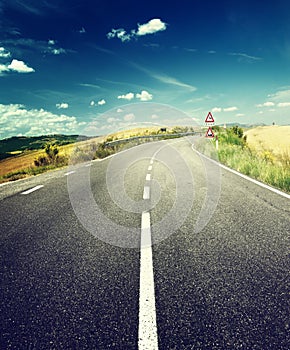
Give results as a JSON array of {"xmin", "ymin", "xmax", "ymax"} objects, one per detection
[{"xmin": 0, "ymin": 0, "xmax": 290, "ymax": 138}]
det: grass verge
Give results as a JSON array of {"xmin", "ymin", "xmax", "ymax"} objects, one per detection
[{"xmin": 196, "ymin": 126, "xmax": 290, "ymax": 194}]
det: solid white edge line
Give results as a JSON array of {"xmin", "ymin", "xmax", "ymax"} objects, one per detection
[
  {"xmin": 139, "ymin": 212, "xmax": 158, "ymax": 350},
  {"xmin": 192, "ymin": 145, "xmax": 290, "ymax": 200},
  {"xmin": 143, "ymin": 186, "xmax": 150, "ymax": 200},
  {"xmin": 21, "ymin": 185, "xmax": 44, "ymax": 195}
]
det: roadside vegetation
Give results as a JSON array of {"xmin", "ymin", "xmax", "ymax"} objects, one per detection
[{"xmin": 208, "ymin": 126, "xmax": 290, "ymax": 193}]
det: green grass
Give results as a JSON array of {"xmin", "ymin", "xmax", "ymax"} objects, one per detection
[
  {"xmin": 204, "ymin": 126, "xmax": 290, "ymax": 193},
  {"xmin": 218, "ymin": 143, "xmax": 290, "ymax": 193}
]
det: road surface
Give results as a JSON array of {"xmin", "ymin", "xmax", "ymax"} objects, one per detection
[{"xmin": 0, "ymin": 137, "xmax": 289, "ymax": 349}]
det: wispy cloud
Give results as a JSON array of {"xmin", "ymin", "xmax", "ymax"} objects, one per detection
[
  {"xmin": 268, "ymin": 89, "xmax": 290, "ymax": 101},
  {"xmin": 0, "ymin": 47, "xmax": 11, "ymax": 58},
  {"xmin": 152, "ymin": 74, "xmax": 197, "ymax": 91},
  {"xmin": 229, "ymin": 52, "xmax": 262, "ymax": 62},
  {"xmin": 277, "ymin": 102, "xmax": 290, "ymax": 107},
  {"xmin": 2, "ymin": 38, "xmax": 68, "ymax": 56},
  {"xmin": 79, "ymin": 83, "xmax": 101, "ymax": 89},
  {"xmin": 107, "ymin": 18, "xmax": 167, "ymax": 42},
  {"xmin": 5, "ymin": 0, "xmax": 60, "ymax": 16},
  {"xmin": 184, "ymin": 48, "xmax": 198, "ymax": 52}
]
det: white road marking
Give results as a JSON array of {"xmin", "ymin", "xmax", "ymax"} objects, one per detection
[
  {"xmin": 148, "ymin": 165, "xmax": 153, "ymax": 171},
  {"xmin": 150, "ymin": 159, "xmax": 154, "ymax": 165},
  {"xmin": 192, "ymin": 146, "xmax": 290, "ymax": 199},
  {"xmin": 138, "ymin": 211, "xmax": 158, "ymax": 350},
  {"xmin": 21, "ymin": 185, "xmax": 44, "ymax": 195},
  {"xmin": 143, "ymin": 186, "xmax": 150, "ymax": 200},
  {"xmin": 146, "ymin": 174, "xmax": 151, "ymax": 181},
  {"xmin": 64, "ymin": 171, "xmax": 76, "ymax": 176}
]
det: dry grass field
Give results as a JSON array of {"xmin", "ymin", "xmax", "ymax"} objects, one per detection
[
  {"xmin": 245, "ymin": 125, "xmax": 290, "ymax": 158},
  {"xmin": 0, "ymin": 136, "xmax": 103, "ymax": 181}
]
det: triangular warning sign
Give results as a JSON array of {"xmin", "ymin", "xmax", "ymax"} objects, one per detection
[
  {"xmin": 205, "ymin": 127, "xmax": 214, "ymax": 138},
  {"xmin": 205, "ymin": 112, "xmax": 215, "ymax": 123}
]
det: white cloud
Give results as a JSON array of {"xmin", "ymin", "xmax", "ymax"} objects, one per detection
[
  {"xmin": 90, "ymin": 101, "xmax": 95, "ymax": 106},
  {"xmin": 98, "ymin": 99, "xmax": 106, "ymax": 105},
  {"xmin": 136, "ymin": 90, "xmax": 153, "ymax": 101},
  {"xmin": 151, "ymin": 114, "xmax": 159, "ymax": 119},
  {"xmin": 277, "ymin": 102, "xmax": 290, "ymax": 107},
  {"xmin": 212, "ymin": 107, "xmax": 222, "ymax": 113},
  {"xmin": 236, "ymin": 113, "xmax": 245, "ymax": 117},
  {"xmin": 0, "ymin": 104, "xmax": 85, "ymax": 139},
  {"xmin": 208, "ymin": 50, "xmax": 216, "ymax": 54},
  {"xmin": 117, "ymin": 108, "xmax": 123, "ymax": 113},
  {"xmin": 107, "ymin": 18, "xmax": 167, "ymax": 42},
  {"xmin": 7, "ymin": 59, "xmax": 35, "ymax": 73},
  {"xmin": 48, "ymin": 39, "xmax": 55, "ymax": 45},
  {"xmin": 118, "ymin": 92, "xmax": 135, "ymax": 100},
  {"xmin": 224, "ymin": 106, "xmax": 238, "ymax": 112},
  {"xmin": 0, "ymin": 47, "xmax": 11, "ymax": 58},
  {"xmin": 212, "ymin": 106, "xmax": 238, "ymax": 112},
  {"xmin": 256, "ymin": 101, "xmax": 275, "ymax": 107},
  {"xmin": 124, "ymin": 113, "xmax": 135, "ymax": 122},
  {"xmin": 56, "ymin": 103, "xmax": 69, "ymax": 109},
  {"xmin": 136, "ymin": 19, "xmax": 167, "ymax": 36}
]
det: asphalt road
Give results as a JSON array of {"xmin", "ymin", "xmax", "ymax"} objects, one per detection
[{"xmin": 0, "ymin": 137, "xmax": 289, "ymax": 349}]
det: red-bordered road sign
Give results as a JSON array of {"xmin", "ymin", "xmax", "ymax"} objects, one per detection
[
  {"xmin": 205, "ymin": 127, "xmax": 214, "ymax": 138},
  {"xmin": 205, "ymin": 112, "xmax": 215, "ymax": 123}
]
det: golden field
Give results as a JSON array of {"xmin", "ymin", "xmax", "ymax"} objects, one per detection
[
  {"xmin": 0, "ymin": 137, "xmax": 103, "ymax": 181},
  {"xmin": 244, "ymin": 125, "xmax": 290, "ymax": 158}
]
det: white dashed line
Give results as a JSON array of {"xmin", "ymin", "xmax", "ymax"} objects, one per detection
[
  {"xmin": 146, "ymin": 173, "xmax": 151, "ymax": 181},
  {"xmin": 21, "ymin": 185, "xmax": 44, "ymax": 195},
  {"xmin": 148, "ymin": 165, "xmax": 153, "ymax": 171},
  {"xmin": 143, "ymin": 186, "xmax": 150, "ymax": 200},
  {"xmin": 138, "ymin": 211, "xmax": 158, "ymax": 349},
  {"xmin": 64, "ymin": 171, "xmax": 76, "ymax": 176}
]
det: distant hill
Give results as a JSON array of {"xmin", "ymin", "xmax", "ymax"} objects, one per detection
[
  {"xmin": 217, "ymin": 122, "xmax": 267, "ymax": 128},
  {"xmin": 0, "ymin": 134, "xmax": 92, "ymax": 160}
]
